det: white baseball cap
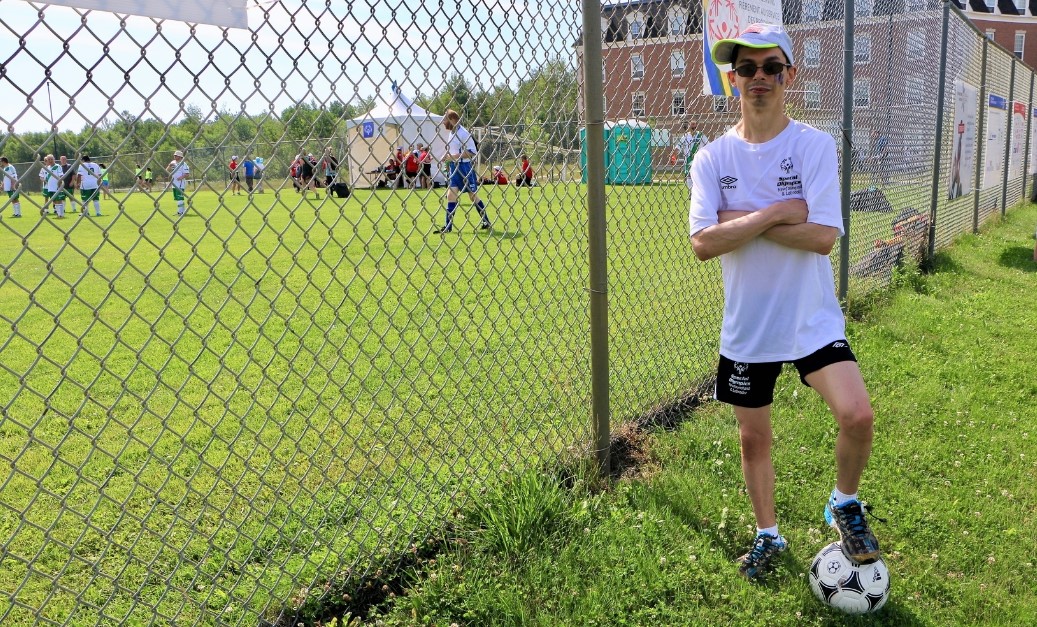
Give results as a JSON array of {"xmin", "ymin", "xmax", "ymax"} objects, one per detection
[
  {"xmin": 232, "ymin": 155, "xmax": 238, "ymax": 160},
  {"xmin": 711, "ymin": 23, "xmax": 795, "ymax": 66},
  {"xmin": 173, "ymin": 150, "xmax": 184, "ymax": 158}
]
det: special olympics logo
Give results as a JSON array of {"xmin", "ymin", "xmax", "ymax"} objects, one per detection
[
  {"xmin": 707, "ymin": 0, "xmax": 740, "ymax": 42},
  {"xmin": 733, "ymin": 362, "xmax": 748, "ymax": 375},
  {"xmin": 780, "ymin": 158, "xmax": 794, "ymax": 173}
]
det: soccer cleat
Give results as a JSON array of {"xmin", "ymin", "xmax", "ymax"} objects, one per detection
[
  {"xmin": 736, "ymin": 533, "xmax": 788, "ymax": 580},
  {"xmin": 825, "ymin": 496, "xmax": 881, "ymax": 564},
  {"xmin": 432, "ymin": 227, "xmax": 452, "ymax": 234},
  {"xmin": 479, "ymin": 222, "xmax": 491, "ymax": 230}
]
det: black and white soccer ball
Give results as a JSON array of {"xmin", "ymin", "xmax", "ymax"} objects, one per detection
[{"xmin": 809, "ymin": 541, "xmax": 890, "ymax": 614}]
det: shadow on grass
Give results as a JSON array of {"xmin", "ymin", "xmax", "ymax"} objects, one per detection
[
  {"xmin": 996, "ymin": 246, "xmax": 1037, "ymax": 272},
  {"xmin": 477, "ymin": 229, "xmax": 524, "ymax": 240}
]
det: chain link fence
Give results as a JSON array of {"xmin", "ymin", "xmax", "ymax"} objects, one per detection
[{"xmin": 0, "ymin": 1, "xmax": 1033, "ymax": 625}]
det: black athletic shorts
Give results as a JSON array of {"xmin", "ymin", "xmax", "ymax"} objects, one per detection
[{"xmin": 715, "ymin": 340, "xmax": 857, "ymax": 408}]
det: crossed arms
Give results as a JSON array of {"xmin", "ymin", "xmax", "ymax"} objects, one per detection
[{"xmin": 690, "ymin": 199, "xmax": 838, "ymax": 261}]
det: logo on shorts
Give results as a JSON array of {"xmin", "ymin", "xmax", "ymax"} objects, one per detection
[
  {"xmin": 720, "ymin": 175, "xmax": 738, "ymax": 189},
  {"xmin": 734, "ymin": 362, "xmax": 748, "ymax": 374},
  {"xmin": 832, "ymin": 341, "xmax": 847, "ymax": 348}
]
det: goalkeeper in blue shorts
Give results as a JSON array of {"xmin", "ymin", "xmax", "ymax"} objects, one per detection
[{"xmin": 433, "ymin": 109, "xmax": 490, "ymax": 234}]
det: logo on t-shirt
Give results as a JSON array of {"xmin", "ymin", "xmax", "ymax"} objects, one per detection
[
  {"xmin": 720, "ymin": 175, "xmax": 738, "ymax": 189},
  {"xmin": 780, "ymin": 157, "xmax": 794, "ymax": 173},
  {"xmin": 776, "ymin": 158, "xmax": 802, "ymax": 197}
]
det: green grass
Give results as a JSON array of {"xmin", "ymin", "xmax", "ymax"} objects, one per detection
[
  {"xmin": 0, "ymin": 180, "xmax": 1021, "ymax": 625},
  {"xmin": 367, "ymin": 203, "xmax": 1037, "ymax": 626}
]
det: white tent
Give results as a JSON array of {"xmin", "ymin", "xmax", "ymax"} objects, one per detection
[{"xmin": 344, "ymin": 85, "xmax": 448, "ymax": 188}]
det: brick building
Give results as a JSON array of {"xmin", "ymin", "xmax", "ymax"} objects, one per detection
[{"xmin": 576, "ymin": 1, "xmax": 1037, "ymax": 165}]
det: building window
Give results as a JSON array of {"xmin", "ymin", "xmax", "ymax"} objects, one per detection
[
  {"xmin": 1015, "ymin": 0, "xmax": 1027, "ymax": 13},
  {"xmin": 804, "ymin": 0, "xmax": 822, "ymax": 22},
  {"xmin": 600, "ymin": 17, "xmax": 608, "ymax": 42},
  {"xmin": 672, "ymin": 90, "xmax": 686, "ymax": 116},
  {"xmin": 804, "ymin": 82, "xmax": 821, "ymax": 110},
  {"xmin": 631, "ymin": 53, "xmax": 644, "ymax": 79},
  {"xmin": 712, "ymin": 95, "xmax": 730, "ymax": 112},
  {"xmin": 632, "ymin": 92, "xmax": 646, "ymax": 117},
  {"xmin": 907, "ymin": 32, "xmax": 925, "ymax": 62},
  {"xmin": 669, "ymin": 9, "xmax": 687, "ymax": 36},
  {"xmin": 984, "ymin": 0, "xmax": 995, "ymax": 10},
  {"xmin": 986, "ymin": 29, "xmax": 995, "ymax": 41},
  {"xmin": 671, "ymin": 51, "xmax": 686, "ymax": 76},
  {"xmin": 906, "ymin": 0, "xmax": 926, "ymax": 10},
  {"xmin": 804, "ymin": 39, "xmax": 821, "ymax": 68},
  {"xmin": 855, "ymin": 34, "xmax": 871, "ymax": 65},
  {"xmin": 906, "ymin": 80, "xmax": 924, "ymax": 105},
  {"xmin": 1015, "ymin": 32, "xmax": 1025, "ymax": 60},
  {"xmin": 854, "ymin": 79, "xmax": 871, "ymax": 109},
  {"xmin": 628, "ymin": 13, "xmax": 644, "ymax": 40},
  {"xmin": 856, "ymin": 0, "xmax": 874, "ymax": 17}
]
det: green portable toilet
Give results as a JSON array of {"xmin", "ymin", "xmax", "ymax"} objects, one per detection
[{"xmin": 581, "ymin": 119, "xmax": 654, "ymax": 184}]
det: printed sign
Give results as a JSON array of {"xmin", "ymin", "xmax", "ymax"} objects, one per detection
[
  {"xmin": 947, "ymin": 80, "xmax": 977, "ymax": 200},
  {"xmin": 26, "ymin": 0, "xmax": 249, "ymax": 28},
  {"xmin": 362, "ymin": 121, "xmax": 376, "ymax": 139},
  {"xmin": 983, "ymin": 94, "xmax": 1007, "ymax": 190}
]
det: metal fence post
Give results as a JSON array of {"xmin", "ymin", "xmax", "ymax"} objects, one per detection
[
  {"xmin": 838, "ymin": 0, "xmax": 855, "ymax": 301},
  {"xmin": 1001, "ymin": 58, "xmax": 1017, "ymax": 217},
  {"xmin": 928, "ymin": 1, "xmax": 951, "ymax": 260},
  {"xmin": 973, "ymin": 37, "xmax": 989, "ymax": 234},
  {"xmin": 1023, "ymin": 72, "xmax": 1035, "ymax": 202},
  {"xmin": 581, "ymin": 0, "xmax": 610, "ymax": 475}
]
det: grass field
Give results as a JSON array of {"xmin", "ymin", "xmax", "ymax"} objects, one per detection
[
  {"xmin": 0, "ymin": 181, "xmax": 975, "ymax": 625},
  {"xmin": 365, "ymin": 202, "xmax": 1037, "ymax": 626}
]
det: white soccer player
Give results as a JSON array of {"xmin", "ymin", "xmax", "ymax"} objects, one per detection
[
  {"xmin": 674, "ymin": 120, "xmax": 709, "ymax": 191},
  {"xmin": 39, "ymin": 154, "xmax": 66, "ymax": 218},
  {"xmin": 77, "ymin": 154, "xmax": 103, "ymax": 217},
  {"xmin": 1, "ymin": 156, "xmax": 22, "ymax": 218},
  {"xmin": 167, "ymin": 150, "xmax": 189, "ymax": 216},
  {"xmin": 434, "ymin": 109, "xmax": 490, "ymax": 233}
]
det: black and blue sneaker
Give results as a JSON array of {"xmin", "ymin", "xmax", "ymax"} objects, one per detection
[
  {"xmin": 824, "ymin": 493, "xmax": 881, "ymax": 564},
  {"xmin": 737, "ymin": 533, "xmax": 788, "ymax": 580}
]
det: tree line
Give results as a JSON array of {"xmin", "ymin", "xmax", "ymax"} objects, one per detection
[{"xmin": 0, "ymin": 59, "xmax": 579, "ymax": 189}]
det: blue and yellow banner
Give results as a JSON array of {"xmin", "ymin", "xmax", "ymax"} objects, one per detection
[{"xmin": 702, "ymin": 0, "xmax": 784, "ymax": 97}]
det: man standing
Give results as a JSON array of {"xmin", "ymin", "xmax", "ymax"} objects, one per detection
[
  {"xmin": 674, "ymin": 120, "xmax": 709, "ymax": 191},
  {"xmin": 59, "ymin": 155, "xmax": 77, "ymax": 213},
  {"xmin": 434, "ymin": 109, "xmax": 490, "ymax": 233},
  {"xmin": 869, "ymin": 129, "xmax": 890, "ymax": 186},
  {"xmin": 254, "ymin": 157, "xmax": 265, "ymax": 193},
  {"xmin": 167, "ymin": 150, "xmax": 189, "ymax": 216},
  {"xmin": 76, "ymin": 154, "xmax": 103, "ymax": 216},
  {"xmin": 40, "ymin": 154, "xmax": 67, "ymax": 218},
  {"xmin": 1, "ymin": 157, "xmax": 22, "ymax": 218},
  {"xmin": 689, "ymin": 24, "xmax": 880, "ymax": 580},
  {"xmin": 228, "ymin": 155, "xmax": 241, "ymax": 195},
  {"xmin": 320, "ymin": 146, "xmax": 338, "ymax": 192},
  {"xmin": 243, "ymin": 156, "xmax": 256, "ymax": 194}
]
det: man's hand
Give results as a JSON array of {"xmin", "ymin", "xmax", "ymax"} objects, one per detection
[{"xmin": 766, "ymin": 198, "xmax": 808, "ymax": 225}]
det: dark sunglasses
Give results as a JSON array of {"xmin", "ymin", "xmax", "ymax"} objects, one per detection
[{"xmin": 732, "ymin": 61, "xmax": 792, "ymax": 77}]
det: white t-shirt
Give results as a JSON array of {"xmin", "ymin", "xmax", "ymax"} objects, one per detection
[
  {"xmin": 2, "ymin": 165, "xmax": 17, "ymax": 191},
  {"xmin": 169, "ymin": 160, "xmax": 189, "ymax": 189},
  {"xmin": 78, "ymin": 162, "xmax": 101, "ymax": 189},
  {"xmin": 689, "ymin": 119, "xmax": 845, "ymax": 363},
  {"xmin": 676, "ymin": 131, "xmax": 709, "ymax": 160},
  {"xmin": 447, "ymin": 126, "xmax": 477, "ymax": 162},
  {"xmin": 40, "ymin": 164, "xmax": 62, "ymax": 192}
]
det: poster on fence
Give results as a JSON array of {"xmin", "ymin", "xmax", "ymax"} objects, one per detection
[
  {"xmin": 983, "ymin": 94, "xmax": 1007, "ymax": 190},
  {"xmin": 23, "ymin": 0, "xmax": 249, "ymax": 28},
  {"xmin": 1009, "ymin": 101, "xmax": 1027, "ymax": 180},
  {"xmin": 948, "ymin": 80, "xmax": 977, "ymax": 200},
  {"xmin": 702, "ymin": 0, "xmax": 784, "ymax": 96},
  {"xmin": 1031, "ymin": 108, "xmax": 1037, "ymax": 174}
]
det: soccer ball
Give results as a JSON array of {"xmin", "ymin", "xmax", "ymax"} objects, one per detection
[{"xmin": 809, "ymin": 541, "xmax": 890, "ymax": 614}]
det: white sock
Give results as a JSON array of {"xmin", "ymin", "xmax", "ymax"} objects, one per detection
[
  {"xmin": 757, "ymin": 525, "xmax": 779, "ymax": 538},
  {"xmin": 93, "ymin": 200, "xmax": 101, "ymax": 214},
  {"xmin": 177, "ymin": 201, "xmax": 185, "ymax": 214},
  {"xmin": 55, "ymin": 203, "xmax": 64, "ymax": 217},
  {"xmin": 832, "ymin": 488, "xmax": 858, "ymax": 506},
  {"xmin": 13, "ymin": 203, "xmax": 20, "ymax": 216}
]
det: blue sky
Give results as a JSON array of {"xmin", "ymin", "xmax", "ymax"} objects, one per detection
[{"xmin": 0, "ymin": 0, "xmax": 582, "ymax": 134}]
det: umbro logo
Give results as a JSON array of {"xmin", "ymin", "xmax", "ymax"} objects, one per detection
[{"xmin": 720, "ymin": 175, "xmax": 738, "ymax": 189}]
